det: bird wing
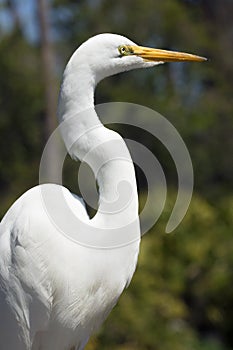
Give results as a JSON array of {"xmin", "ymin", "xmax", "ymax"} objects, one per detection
[
  {"xmin": 0, "ymin": 191, "xmax": 52, "ymax": 348},
  {"xmin": 0, "ymin": 184, "xmax": 89, "ymax": 349}
]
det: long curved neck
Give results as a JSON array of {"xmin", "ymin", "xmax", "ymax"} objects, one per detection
[{"xmin": 58, "ymin": 61, "xmax": 139, "ymax": 228}]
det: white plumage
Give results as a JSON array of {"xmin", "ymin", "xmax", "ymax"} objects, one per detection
[{"xmin": 0, "ymin": 34, "xmax": 205, "ymax": 349}]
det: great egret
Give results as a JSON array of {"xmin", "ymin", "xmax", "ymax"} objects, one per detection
[{"xmin": 0, "ymin": 34, "xmax": 206, "ymax": 350}]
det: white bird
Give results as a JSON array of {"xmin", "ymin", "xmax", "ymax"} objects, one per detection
[{"xmin": 0, "ymin": 34, "xmax": 205, "ymax": 350}]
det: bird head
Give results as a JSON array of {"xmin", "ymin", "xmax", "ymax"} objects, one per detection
[{"xmin": 68, "ymin": 33, "xmax": 206, "ymax": 83}]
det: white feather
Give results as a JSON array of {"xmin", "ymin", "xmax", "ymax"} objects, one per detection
[{"xmin": 0, "ymin": 33, "xmax": 149, "ymax": 350}]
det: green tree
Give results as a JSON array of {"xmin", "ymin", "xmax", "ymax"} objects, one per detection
[{"xmin": 0, "ymin": 31, "xmax": 43, "ymax": 216}]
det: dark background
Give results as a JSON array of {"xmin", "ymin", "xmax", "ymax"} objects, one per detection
[{"xmin": 0, "ymin": 1, "xmax": 232, "ymax": 349}]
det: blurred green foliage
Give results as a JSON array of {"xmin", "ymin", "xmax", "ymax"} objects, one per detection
[
  {"xmin": 0, "ymin": 0, "xmax": 232, "ymax": 349},
  {"xmin": 0, "ymin": 32, "xmax": 44, "ymax": 211},
  {"xmin": 88, "ymin": 192, "xmax": 232, "ymax": 350}
]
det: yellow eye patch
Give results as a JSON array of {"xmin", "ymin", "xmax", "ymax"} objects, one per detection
[{"xmin": 118, "ymin": 45, "xmax": 134, "ymax": 56}]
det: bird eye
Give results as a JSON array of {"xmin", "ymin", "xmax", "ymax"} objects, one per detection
[
  {"xmin": 118, "ymin": 45, "xmax": 126, "ymax": 56},
  {"xmin": 118, "ymin": 45, "xmax": 134, "ymax": 57}
]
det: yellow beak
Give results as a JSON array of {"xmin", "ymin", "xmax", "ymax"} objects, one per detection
[{"xmin": 130, "ymin": 45, "xmax": 207, "ymax": 63}]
